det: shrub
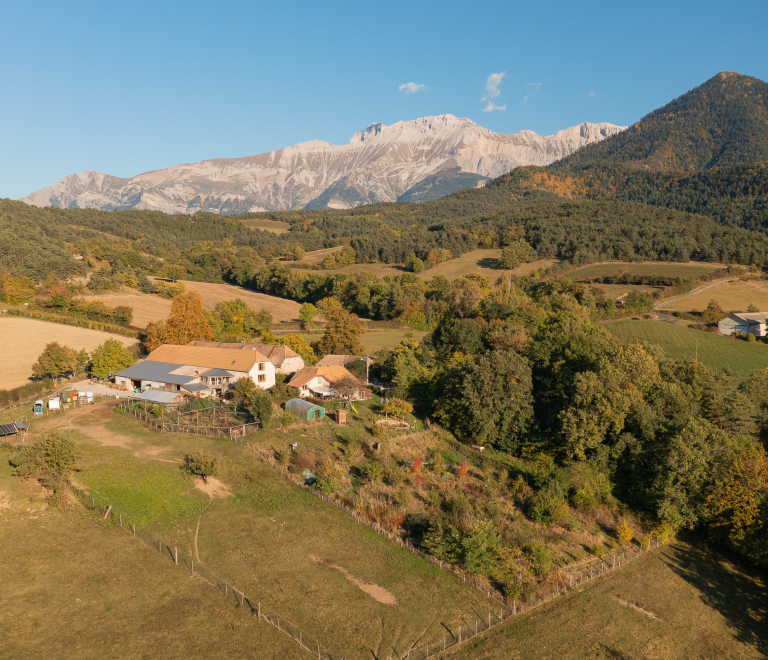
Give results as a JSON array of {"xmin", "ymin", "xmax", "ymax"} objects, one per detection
[
  {"xmin": 182, "ymin": 452, "xmax": 219, "ymax": 484},
  {"xmin": 458, "ymin": 460, "xmax": 468, "ymax": 480},
  {"xmin": 293, "ymin": 452, "xmax": 315, "ymax": 472},
  {"xmin": 360, "ymin": 460, "xmax": 385, "ymax": 483},
  {"xmin": 640, "ymin": 534, "xmax": 652, "ymax": 551},
  {"xmin": 411, "ymin": 456, "xmax": 424, "ymax": 474},
  {"xmin": 616, "ymin": 517, "xmax": 633, "ymax": 546},
  {"xmin": 591, "ymin": 543, "xmax": 604, "ymax": 557},
  {"xmin": 527, "ymin": 480, "xmax": 568, "ymax": 526},
  {"xmin": 315, "ymin": 475, "xmax": 339, "ymax": 494},
  {"xmin": 529, "ymin": 542, "xmax": 553, "ymax": 575}
]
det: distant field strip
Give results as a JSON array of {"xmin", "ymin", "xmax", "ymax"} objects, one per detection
[
  {"xmin": 605, "ymin": 320, "xmax": 768, "ymax": 378},
  {"xmin": 567, "ymin": 261, "xmax": 723, "ymax": 280},
  {"xmin": 660, "ymin": 279, "xmax": 768, "ymax": 313},
  {"xmin": 654, "ymin": 278, "xmax": 736, "ymax": 309}
]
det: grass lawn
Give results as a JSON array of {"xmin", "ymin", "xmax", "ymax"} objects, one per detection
[
  {"xmin": 604, "ymin": 320, "xmax": 768, "ymax": 379},
  {"xmin": 567, "ymin": 261, "xmax": 723, "ymax": 280},
  {"xmin": 237, "ymin": 218, "xmax": 291, "ymax": 234},
  {"xmin": 449, "ymin": 538, "xmax": 767, "ymax": 660}
]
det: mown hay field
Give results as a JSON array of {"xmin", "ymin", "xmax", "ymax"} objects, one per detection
[
  {"xmin": 237, "ymin": 217, "xmax": 291, "ymax": 233},
  {"xmin": 662, "ymin": 279, "xmax": 768, "ymax": 313},
  {"xmin": 90, "ymin": 283, "xmax": 306, "ymax": 328},
  {"xmin": 0, "ymin": 317, "xmax": 137, "ymax": 390},
  {"xmin": 604, "ymin": 320, "xmax": 768, "ymax": 379},
  {"xmin": 566, "ymin": 261, "xmax": 723, "ymax": 280},
  {"xmin": 296, "ymin": 329, "xmax": 428, "ymax": 354},
  {"xmin": 12, "ymin": 402, "xmax": 490, "ymax": 659},
  {"xmin": 449, "ymin": 538, "xmax": 767, "ymax": 660}
]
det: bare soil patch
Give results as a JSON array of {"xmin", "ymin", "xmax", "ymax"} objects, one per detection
[
  {"xmin": 194, "ymin": 477, "xmax": 232, "ymax": 500},
  {"xmin": 615, "ymin": 597, "xmax": 660, "ymax": 620},
  {"xmin": 0, "ymin": 317, "xmax": 137, "ymax": 390},
  {"xmin": 311, "ymin": 555, "xmax": 399, "ymax": 606}
]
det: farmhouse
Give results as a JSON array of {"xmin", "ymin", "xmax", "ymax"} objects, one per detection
[
  {"xmin": 115, "ymin": 344, "xmax": 276, "ymax": 395},
  {"xmin": 287, "ymin": 365, "xmax": 370, "ymax": 401},
  {"xmin": 718, "ymin": 312, "xmax": 768, "ymax": 337},
  {"xmin": 188, "ymin": 341, "xmax": 305, "ymax": 375}
]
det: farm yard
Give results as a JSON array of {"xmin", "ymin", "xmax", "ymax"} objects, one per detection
[
  {"xmin": 0, "ymin": 317, "xmax": 137, "ymax": 390},
  {"xmin": 604, "ymin": 319, "xmax": 768, "ymax": 379}
]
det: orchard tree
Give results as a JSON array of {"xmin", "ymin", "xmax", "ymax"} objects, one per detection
[
  {"xmin": 32, "ymin": 342, "xmax": 78, "ymax": 379},
  {"xmin": 90, "ymin": 339, "xmax": 135, "ymax": 378}
]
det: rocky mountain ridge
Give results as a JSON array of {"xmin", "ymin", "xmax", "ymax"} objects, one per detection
[{"xmin": 22, "ymin": 115, "xmax": 625, "ymax": 213}]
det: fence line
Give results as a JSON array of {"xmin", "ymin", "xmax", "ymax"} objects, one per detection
[
  {"xmin": 76, "ymin": 491, "xmax": 336, "ymax": 659},
  {"xmin": 99, "ymin": 411, "xmax": 667, "ymax": 659}
]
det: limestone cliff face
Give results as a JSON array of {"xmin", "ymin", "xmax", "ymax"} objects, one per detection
[{"xmin": 22, "ymin": 115, "xmax": 625, "ymax": 213}]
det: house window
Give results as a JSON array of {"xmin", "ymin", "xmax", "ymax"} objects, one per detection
[
  {"xmin": 258, "ymin": 374, "xmax": 266, "ymax": 383},
  {"xmin": 259, "ymin": 363, "xmax": 265, "ymax": 371}
]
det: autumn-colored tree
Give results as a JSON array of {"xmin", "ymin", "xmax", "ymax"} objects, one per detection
[
  {"xmin": 32, "ymin": 342, "xmax": 78, "ymax": 379},
  {"xmin": 143, "ymin": 292, "xmax": 213, "ymax": 351},
  {"xmin": 707, "ymin": 445, "xmax": 768, "ymax": 543},
  {"xmin": 313, "ymin": 298, "xmax": 365, "ymax": 357},
  {"xmin": 281, "ymin": 333, "xmax": 317, "ymax": 365},
  {"xmin": 458, "ymin": 461, "xmax": 469, "ymax": 480},
  {"xmin": 90, "ymin": 339, "xmax": 135, "ymax": 378},
  {"xmin": 382, "ymin": 397, "xmax": 413, "ymax": 418},
  {"xmin": 703, "ymin": 299, "xmax": 726, "ymax": 323},
  {"xmin": 182, "ymin": 451, "xmax": 219, "ymax": 484},
  {"xmin": 411, "ymin": 456, "xmax": 423, "ymax": 474}
]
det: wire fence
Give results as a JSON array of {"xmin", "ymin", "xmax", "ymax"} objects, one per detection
[{"xmin": 74, "ymin": 490, "xmax": 337, "ymax": 659}]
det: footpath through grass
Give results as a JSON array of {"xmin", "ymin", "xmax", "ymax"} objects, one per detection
[
  {"xmin": 448, "ymin": 538, "xmax": 768, "ymax": 660},
  {"xmin": 604, "ymin": 320, "xmax": 768, "ymax": 379}
]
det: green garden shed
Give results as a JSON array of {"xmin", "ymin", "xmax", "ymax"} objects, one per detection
[{"xmin": 285, "ymin": 398, "xmax": 326, "ymax": 420}]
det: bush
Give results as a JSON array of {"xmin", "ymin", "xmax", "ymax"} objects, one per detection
[
  {"xmin": 529, "ymin": 542, "xmax": 553, "ymax": 575},
  {"xmin": 360, "ymin": 460, "xmax": 385, "ymax": 482},
  {"xmin": 591, "ymin": 543, "xmax": 604, "ymax": 557},
  {"xmin": 182, "ymin": 452, "xmax": 219, "ymax": 483},
  {"xmin": 527, "ymin": 480, "xmax": 569, "ymax": 526},
  {"xmin": 315, "ymin": 475, "xmax": 339, "ymax": 494},
  {"xmin": 616, "ymin": 517, "xmax": 633, "ymax": 546}
]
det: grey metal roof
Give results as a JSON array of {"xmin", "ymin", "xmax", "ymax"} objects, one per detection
[
  {"xmin": 15, "ymin": 422, "xmax": 28, "ymax": 430},
  {"xmin": 182, "ymin": 383, "xmax": 210, "ymax": 392},
  {"xmin": 134, "ymin": 390, "xmax": 184, "ymax": 404},
  {"xmin": 731, "ymin": 312, "xmax": 768, "ymax": 324},
  {"xmin": 116, "ymin": 360, "xmax": 194, "ymax": 385},
  {"xmin": 202, "ymin": 368, "xmax": 234, "ymax": 378}
]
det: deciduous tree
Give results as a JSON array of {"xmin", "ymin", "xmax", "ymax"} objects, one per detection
[
  {"xmin": 32, "ymin": 342, "xmax": 78, "ymax": 379},
  {"xmin": 90, "ymin": 339, "xmax": 134, "ymax": 378}
]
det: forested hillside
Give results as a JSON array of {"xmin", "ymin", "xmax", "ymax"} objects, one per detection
[{"xmin": 557, "ymin": 72, "xmax": 768, "ymax": 171}]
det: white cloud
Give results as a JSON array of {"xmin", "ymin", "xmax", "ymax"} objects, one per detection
[
  {"xmin": 482, "ymin": 101, "xmax": 507, "ymax": 112},
  {"xmin": 481, "ymin": 72, "xmax": 506, "ymax": 101},
  {"xmin": 523, "ymin": 82, "xmax": 542, "ymax": 103},
  {"xmin": 582, "ymin": 91, "xmax": 596, "ymax": 98},
  {"xmin": 399, "ymin": 82, "xmax": 427, "ymax": 96}
]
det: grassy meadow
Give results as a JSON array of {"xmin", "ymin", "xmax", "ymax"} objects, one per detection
[
  {"xmin": 237, "ymin": 217, "xmax": 292, "ymax": 234},
  {"xmin": 604, "ymin": 320, "xmax": 768, "ymax": 379},
  {"xmin": 448, "ymin": 538, "xmax": 767, "ymax": 660},
  {"xmin": 3, "ymin": 401, "xmax": 490, "ymax": 659},
  {"xmin": 293, "ymin": 328, "xmax": 428, "ymax": 354},
  {"xmin": 566, "ymin": 261, "xmax": 723, "ymax": 280}
]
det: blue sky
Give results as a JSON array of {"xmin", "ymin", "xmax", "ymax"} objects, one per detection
[{"xmin": 1, "ymin": 0, "xmax": 766, "ymax": 199}]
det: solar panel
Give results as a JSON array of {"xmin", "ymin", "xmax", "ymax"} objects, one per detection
[{"xmin": 0, "ymin": 423, "xmax": 18, "ymax": 435}]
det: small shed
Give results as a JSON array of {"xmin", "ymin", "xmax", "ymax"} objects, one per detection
[
  {"xmin": 336, "ymin": 410, "xmax": 347, "ymax": 426},
  {"xmin": 285, "ymin": 398, "xmax": 326, "ymax": 420},
  {"xmin": 134, "ymin": 389, "xmax": 185, "ymax": 407},
  {"xmin": 0, "ymin": 422, "xmax": 27, "ymax": 441},
  {"xmin": 48, "ymin": 397, "xmax": 61, "ymax": 411}
]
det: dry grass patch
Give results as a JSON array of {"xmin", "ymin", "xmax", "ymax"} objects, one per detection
[
  {"xmin": 82, "ymin": 288, "xmax": 172, "ymax": 328},
  {"xmin": 663, "ymin": 279, "xmax": 768, "ymax": 313},
  {"xmin": 237, "ymin": 218, "xmax": 291, "ymax": 233},
  {"xmin": 566, "ymin": 261, "xmax": 723, "ymax": 280},
  {"xmin": 448, "ymin": 539, "xmax": 768, "ymax": 660},
  {"xmin": 0, "ymin": 317, "xmax": 137, "ymax": 390}
]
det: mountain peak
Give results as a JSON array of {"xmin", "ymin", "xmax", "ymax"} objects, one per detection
[{"xmin": 22, "ymin": 116, "xmax": 623, "ymax": 213}]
